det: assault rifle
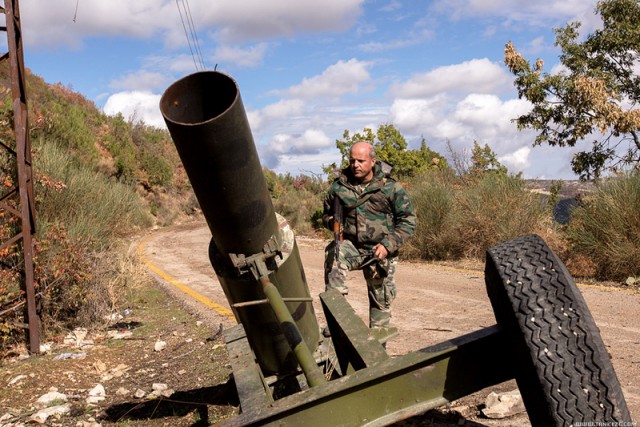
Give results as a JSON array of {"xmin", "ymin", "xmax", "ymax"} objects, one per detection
[{"xmin": 332, "ymin": 196, "xmax": 343, "ymax": 263}]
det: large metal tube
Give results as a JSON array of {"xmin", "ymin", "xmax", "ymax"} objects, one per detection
[{"xmin": 160, "ymin": 71, "xmax": 320, "ymax": 374}]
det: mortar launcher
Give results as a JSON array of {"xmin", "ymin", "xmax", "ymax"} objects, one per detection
[{"xmin": 160, "ymin": 71, "xmax": 632, "ymax": 426}]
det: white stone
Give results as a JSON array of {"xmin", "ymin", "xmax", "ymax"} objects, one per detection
[
  {"xmin": 35, "ymin": 391, "xmax": 68, "ymax": 409},
  {"xmin": 93, "ymin": 360, "xmax": 107, "ymax": 373},
  {"xmin": 8, "ymin": 374, "xmax": 27, "ymax": 386},
  {"xmin": 30, "ymin": 404, "xmax": 70, "ymax": 423},
  {"xmin": 134, "ymin": 389, "xmax": 146, "ymax": 399},
  {"xmin": 86, "ymin": 395, "xmax": 106, "ymax": 404},
  {"xmin": 151, "ymin": 383, "xmax": 174, "ymax": 397},
  {"xmin": 152, "ymin": 383, "xmax": 168, "ymax": 394},
  {"xmin": 116, "ymin": 387, "xmax": 130, "ymax": 396},
  {"xmin": 73, "ymin": 328, "xmax": 88, "ymax": 344},
  {"xmin": 482, "ymin": 389, "xmax": 526, "ymax": 419},
  {"xmin": 154, "ymin": 340, "xmax": 167, "ymax": 352},
  {"xmin": 88, "ymin": 384, "xmax": 106, "ymax": 397},
  {"xmin": 39, "ymin": 343, "xmax": 53, "ymax": 354},
  {"xmin": 111, "ymin": 364, "xmax": 129, "ymax": 377},
  {"xmin": 107, "ymin": 330, "xmax": 133, "ymax": 340}
]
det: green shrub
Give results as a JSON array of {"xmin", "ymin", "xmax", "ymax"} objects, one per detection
[
  {"xmin": 566, "ymin": 173, "xmax": 640, "ymax": 281},
  {"xmin": 34, "ymin": 141, "xmax": 151, "ymax": 249},
  {"xmin": 44, "ymin": 100, "xmax": 98, "ymax": 163},
  {"xmin": 405, "ymin": 171, "xmax": 462, "ymax": 259},
  {"xmin": 269, "ymin": 172, "xmax": 328, "ymax": 234},
  {"xmin": 406, "ymin": 170, "xmax": 550, "ymax": 260},
  {"xmin": 141, "ymin": 152, "xmax": 173, "ymax": 186},
  {"xmin": 454, "ymin": 173, "xmax": 549, "ymax": 258},
  {"xmin": 273, "ymin": 187, "xmax": 323, "ymax": 234}
]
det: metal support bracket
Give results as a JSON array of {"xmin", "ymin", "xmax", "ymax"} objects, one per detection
[
  {"xmin": 228, "ymin": 237, "xmax": 326, "ymax": 388},
  {"xmin": 229, "ymin": 235, "xmax": 282, "ymax": 281}
]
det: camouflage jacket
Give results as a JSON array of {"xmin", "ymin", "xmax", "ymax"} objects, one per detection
[{"xmin": 323, "ymin": 163, "xmax": 416, "ymax": 255}]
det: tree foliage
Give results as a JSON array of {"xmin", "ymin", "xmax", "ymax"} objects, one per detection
[
  {"xmin": 326, "ymin": 124, "xmax": 448, "ymax": 179},
  {"xmin": 469, "ymin": 141, "xmax": 508, "ymax": 177},
  {"xmin": 504, "ymin": 0, "xmax": 640, "ymax": 180}
]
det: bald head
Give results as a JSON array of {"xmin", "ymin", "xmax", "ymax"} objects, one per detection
[{"xmin": 351, "ymin": 141, "xmax": 376, "ymax": 159}]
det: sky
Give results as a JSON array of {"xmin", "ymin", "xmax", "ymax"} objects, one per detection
[{"xmin": 5, "ymin": 0, "xmax": 607, "ymax": 179}]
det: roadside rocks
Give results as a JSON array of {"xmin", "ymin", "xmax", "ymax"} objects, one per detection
[
  {"xmin": 35, "ymin": 390, "xmax": 68, "ymax": 409},
  {"xmin": 482, "ymin": 389, "xmax": 526, "ymax": 419},
  {"xmin": 86, "ymin": 384, "xmax": 106, "ymax": 405},
  {"xmin": 30, "ymin": 403, "xmax": 71, "ymax": 424},
  {"xmin": 154, "ymin": 340, "xmax": 167, "ymax": 352}
]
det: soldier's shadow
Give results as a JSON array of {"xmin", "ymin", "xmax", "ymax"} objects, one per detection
[{"xmin": 102, "ymin": 379, "xmax": 238, "ymax": 426}]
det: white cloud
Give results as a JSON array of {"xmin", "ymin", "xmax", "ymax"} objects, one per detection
[
  {"xmin": 261, "ymin": 129, "xmax": 333, "ymax": 169},
  {"xmin": 269, "ymin": 150, "xmax": 340, "ymax": 176},
  {"xmin": 285, "ymin": 59, "xmax": 373, "ymax": 99},
  {"xmin": 103, "ymin": 91, "xmax": 164, "ymax": 128},
  {"xmin": 109, "ymin": 71, "xmax": 170, "ymax": 92},
  {"xmin": 202, "ymin": 0, "xmax": 363, "ymax": 42},
  {"xmin": 248, "ymin": 99, "xmax": 306, "ymax": 131},
  {"xmin": 21, "ymin": 0, "xmax": 364, "ymax": 50},
  {"xmin": 432, "ymin": 0, "xmax": 598, "ymax": 28},
  {"xmin": 390, "ymin": 58, "xmax": 513, "ymax": 98},
  {"xmin": 358, "ymin": 29, "xmax": 434, "ymax": 53},
  {"xmin": 499, "ymin": 146, "xmax": 531, "ymax": 173},
  {"xmin": 388, "ymin": 65, "xmax": 543, "ymax": 176},
  {"xmin": 22, "ymin": 1, "xmax": 176, "ymax": 49},
  {"xmin": 213, "ymin": 43, "xmax": 269, "ymax": 68},
  {"xmin": 389, "ymin": 97, "xmax": 445, "ymax": 131},
  {"xmin": 453, "ymin": 94, "xmax": 531, "ymax": 141},
  {"xmin": 268, "ymin": 129, "xmax": 332, "ymax": 154}
]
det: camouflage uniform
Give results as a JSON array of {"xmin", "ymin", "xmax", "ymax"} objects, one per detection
[{"xmin": 323, "ymin": 162, "xmax": 416, "ymax": 328}]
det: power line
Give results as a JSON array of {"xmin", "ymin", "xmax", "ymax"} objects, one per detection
[
  {"xmin": 176, "ymin": 0, "xmax": 205, "ymax": 71},
  {"xmin": 183, "ymin": 0, "xmax": 205, "ymax": 70}
]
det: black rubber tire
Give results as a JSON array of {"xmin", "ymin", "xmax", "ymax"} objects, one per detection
[{"xmin": 485, "ymin": 234, "xmax": 631, "ymax": 426}]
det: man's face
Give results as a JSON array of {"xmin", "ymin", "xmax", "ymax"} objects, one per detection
[{"xmin": 349, "ymin": 144, "xmax": 375, "ymax": 182}]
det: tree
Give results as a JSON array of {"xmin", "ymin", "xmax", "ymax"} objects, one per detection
[
  {"xmin": 469, "ymin": 141, "xmax": 508, "ymax": 177},
  {"xmin": 325, "ymin": 124, "xmax": 448, "ymax": 179},
  {"xmin": 504, "ymin": 0, "xmax": 640, "ymax": 180}
]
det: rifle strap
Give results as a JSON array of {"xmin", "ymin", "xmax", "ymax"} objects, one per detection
[
  {"xmin": 343, "ymin": 178, "xmax": 386, "ymax": 211},
  {"xmin": 344, "ymin": 192, "xmax": 374, "ymax": 211}
]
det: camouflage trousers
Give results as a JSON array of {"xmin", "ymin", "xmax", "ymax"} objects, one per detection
[{"xmin": 324, "ymin": 239, "xmax": 397, "ymax": 329}]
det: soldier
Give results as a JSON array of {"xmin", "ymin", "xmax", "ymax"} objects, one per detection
[{"xmin": 323, "ymin": 141, "xmax": 416, "ymax": 331}]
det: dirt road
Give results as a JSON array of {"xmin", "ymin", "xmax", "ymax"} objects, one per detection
[{"xmin": 141, "ymin": 221, "xmax": 639, "ymax": 423}]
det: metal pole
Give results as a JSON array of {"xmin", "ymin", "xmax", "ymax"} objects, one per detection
[{"xmin": 1, "ymin": 0, "xmax": 40, "ymax": 354}]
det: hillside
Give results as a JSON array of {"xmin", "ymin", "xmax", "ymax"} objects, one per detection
[
  {"xmin": 0, "ymin": 63, "xmax": 193, "ymax": 228},
  {"xmin": 0, "ymin": 65, "xmax": 199, "ymax": 350}
]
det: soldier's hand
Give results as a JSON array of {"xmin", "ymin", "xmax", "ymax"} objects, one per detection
[{"xmin": 372, "ymin": 244, "xmax": 388, "ymax": 260}]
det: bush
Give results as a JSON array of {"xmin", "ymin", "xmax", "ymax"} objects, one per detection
[
  {"xmin": 140, "ymin": 152, "xmax": 173, "ymax": 186},
  {"xmin": 565, "ymin": 173, "xmax": 640, "ymax": 281},
  {"xmin": 273, "ymin": 187, "xmax": 323, "ymax": 234},
  {"xmin": 34, "ymin": 141, "xmax": 151, "ymax": 249},
  {"xmin": 454, "ymin": 173, "xmax": 550, "ymax": 258},
  {"xmin": 406, "ymin": 170, "xmax": 552, "ymax": 260},
  {"xmin": 34, "ymin": 225, "xmax": 94, "ymax": 335},
  {"xmin": 268, "ymin": 172, "xmax": 327, "ymax": 235},
  {"xmin": 404, "ymin": 170, "xmax": 462, "ymax": 259}
]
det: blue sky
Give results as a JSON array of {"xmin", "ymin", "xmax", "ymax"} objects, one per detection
[{"xmin": 6, "ymin": 0, "xmax": 605, "ymax": 178}]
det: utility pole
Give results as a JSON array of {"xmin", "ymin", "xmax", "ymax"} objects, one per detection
[{"xmin": 0, "ymin": 0, "xmax": 40, "ymax": 354}]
